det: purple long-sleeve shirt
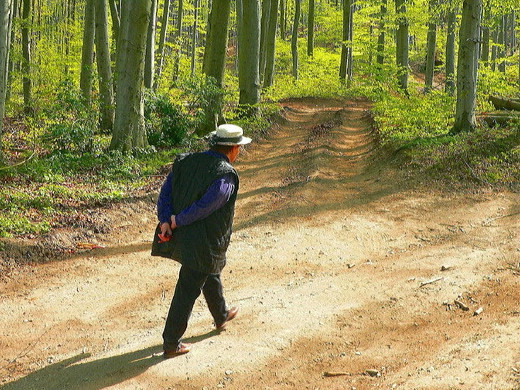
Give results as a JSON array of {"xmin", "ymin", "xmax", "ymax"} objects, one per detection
[{"xmin": 157, "ymin": 151, "xmax": 236, "ymax": 227}]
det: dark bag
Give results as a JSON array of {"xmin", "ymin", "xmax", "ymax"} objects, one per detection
[{"xmin": 150, "ymin": 223, "xmax": 181, "ymax": 262}]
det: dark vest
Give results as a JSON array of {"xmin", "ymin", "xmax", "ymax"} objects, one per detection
[{"xmin": 171, "ymin": 152, "xmax": 239, "ymax": 274}]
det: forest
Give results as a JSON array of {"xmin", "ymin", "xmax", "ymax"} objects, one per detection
[{"xmin": 0, "ymin": 0, "xmax": 519, "ymax": 238}]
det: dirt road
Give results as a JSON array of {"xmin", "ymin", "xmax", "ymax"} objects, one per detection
[{"xmin": 1, "ymin": 98, "xmax": 519, "ymax": 390}]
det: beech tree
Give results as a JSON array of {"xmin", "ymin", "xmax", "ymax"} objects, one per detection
[
  {"xmin": 263, "ymin": 0, "xmax": 279, "ymax": 88},
  {"xmin": 395, "ymin": 0, "xmax": 409, "ymax": 92},
  {"xmin": 0, "ymin": 0, "xmax": 13, "ymax": 159},
  {"xmin": 339, "ymin": 0, "xmax": 354, "ymax": 84},
  {"xmin": 172, "ymin": 0, "xmax": 184, "ymax": 84},
  {"xmin": 424, "ymin": 0, "xmax": 438, "ymax": 93},
  {"xmin": 238, "ymin": 0, "xmax": 261, "ymax": 114},
  {"xmin": 110, "ymin": 0, "xmax": 152, "ymax": 152},
  {"xmin": 292, "ymin": 0, "xmax": 301, "ymax": 79},
  {"xmin": 154, "ymin": 0, "xmax": 171, "ymax": 88},
  {"xmin": 80, "ymin": 0, "xmax": 96, "ymax": 106},
  {"xmin": 307, "ymin": 0, "xmax": 315, "ymax": 57},
  {"xmin": 445, "ymin": 6, "xmax": 457, "ymax": 95},
  {"xmin": 376, "ymin": 0, "xmax": 387, "ymax": 70},
  {"xmin": 144, "ymin": 0, "xmax": 157, "ymax": 89},
  {"xmin": 201, "ymin": 0, "xmax": 232, "ymax": 133},
  {"xmin": 21, "ymin": 0, "xmax": 33, "ymax": 114},
  {"xmin": 95, "ymin": 0, "xmax": 115, "ymax": 131},
  {"xmin": 452, "ymin": 0, "xmax": 482, "ymax": 134}
]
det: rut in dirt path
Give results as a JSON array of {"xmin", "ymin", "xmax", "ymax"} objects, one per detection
[{"xmin": 236, "ymin": 98, "xmax": 383, "ymax": 229}]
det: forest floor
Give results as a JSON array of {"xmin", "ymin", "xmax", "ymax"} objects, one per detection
[{"xmin": 1, "ymin": 98, "xmax": 520, "ymax": 390}]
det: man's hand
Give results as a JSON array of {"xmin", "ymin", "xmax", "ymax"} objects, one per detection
[
  {"xmin": 170, "ymin": 215, "xmax": 178, "ymax": 230},
  {"xmin": 160, "ymin": 222, "xmax": 172, "ymax": 237}
]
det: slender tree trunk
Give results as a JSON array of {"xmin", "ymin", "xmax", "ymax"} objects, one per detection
[
  {"xmin": 0, "ymin": 0, "xmax": 13, "ymax": 160},
  {"xmin": 80, "ymin": 0, "xmax": 96, "ymax": 106},
  {"xmin": 291, "ymin": 0, "xmax": 301, "ymax": 80},
  {"xmin": 238, "ymin": 0, "xmax": 260, "ymax": 115},
  {"xmin": 108, "ymin": 0, "xmax": 120, "ymax": 47},
  {"xmin": 144, "ymin": 0, "xmax": 157, "ymax": 88},
  {"xmin": 280, "ymin": 0, "xmax": 285, "ymax": 40},
  {"xmin": 263, "ymin": 0, "xmax": 279, "ymax": 87},
  {"xmin": 376, "ymin": 0, "xmax": 387, "ymax": 70},
  {"xmin": 259, "ymin": 0, "xmax": 271, "ymax": 81},
  {"xmin": 172, "ymin": 0, "xmax": 184, "ymax": 84},
  {"xmin": 480, "ymin": 1, "xmax": 490, "ymax": 66},
  {"xmin": 200, "ymin": 0, "xmax": 232, "ymax": 134},
  {"xmin": 307, "ymin": 0, "xmax": 314, "ymax": 57},
  {"xmin": 95, "ymin": 0, "xmax": 115, "ymax": 131},
  {"xmin": 110, "ymin": 0, "xmax": 152, "ymax": 152},
  {"xmin": 395, "ymin": 0, "xmax": 409, "ymax": 93},
  {"xmin": 154, "ymin": 0, "xmax": 171, "ymax": 89},
  {"xmin": 339, "ymin": 0, "xmax": 354, "ymax": 84},
  {"xmin": 21, "ymin": 0, "xmax": 32, "ymax": 114},
  {"xmin": 491, "ymin": 28, "xmax": 497, "ymax": 71},
  {"xmin": 445, "ymin": 8, "xmax": 457, "ymax": 95},
  {"xmin": 424, "ymin": 0, "xmax": 437, "ymax": 93},
  {"xmin": 497, "ymin": 14, "xmax": 506, "ymax": 73},
  {"xmin": 452, "ymin": 0, "xmax": 482, "ymax": 134},
  {"xmin": 191, "ymin": 0, "xmax": 199, "ymax": 76},
  {"xmin": 5, "ymin": 0, "xmax": 18, "ymax": 104}
]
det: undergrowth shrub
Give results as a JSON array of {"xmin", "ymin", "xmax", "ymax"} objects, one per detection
[
  {"xmin": 373, "ymin": 91, "xmax": 455, "ymax": 146},
  {"xmin": 144, "ymin": 91, "xmax": 190, "ymax": 147}
]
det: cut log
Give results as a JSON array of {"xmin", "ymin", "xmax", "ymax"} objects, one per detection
[
  {"xmin": 488, "ymin": 95, "xmax": 520, "ymax": 111},
  {"xmin": 478, "ymin": 111, "xmax": 518, "ymax": 127}
]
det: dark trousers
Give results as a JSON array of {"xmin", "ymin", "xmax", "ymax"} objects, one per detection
[{"xmin": 162, "ymin": 265, "xmax": 228, "ymax": 351}]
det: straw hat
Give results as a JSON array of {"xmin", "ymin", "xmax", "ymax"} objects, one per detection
[{"xmin": 210, "ymin": 124, "xmax": 252, "ymax": 146}]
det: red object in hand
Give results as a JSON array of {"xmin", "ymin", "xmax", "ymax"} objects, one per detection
[{"xmin": 158, "ymin": 233, "xmax": 171, "ymax": 243}]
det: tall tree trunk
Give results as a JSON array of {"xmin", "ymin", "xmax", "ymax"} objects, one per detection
[
  {"xmin": 108, "ymin": 0, "xmax": 120, "ymax": 47},
  {"xmin": 279, "ymin": 0, "xmax": 285, "ymax": 40},
  {"xmin": 491, "ymin": 28, "xmax": 497, "ymax": 71},
  {"xmin": 376, "ymin": 0, "xmax": 387, "ymax": 70},
  {"xmin": 172, "ymin": 0, "xmax": 184, "ymax": 84},
  {"xmin": 339, "ymin": 0, "xmax": 354, "ymax": 84},
  {"xmin": 452, "ymin": 0, "xmax": 482, "ymax": 134},
  {"xmin": 291, "ymin": 0, "xmax": 301, "ymax": 80},
  {"xmin": 445, "ymin": 8, "xmax": 457, "ymax": 95},
  {"xmin": 154, "ymin": 0, "xmax": 171, "ymax": 89},
  {"xmin": 259, "ymin": 0, "xmax": 271, "ymax": 81},
  {"xmin": 263, "ymin": 0, "xmax": 279, "ymax": 87},
  {"xmin": 95, "ymin": 0, "xmax": 115, "ymax": 131},
  {"xmin": 497, "ymin": 14, "xmax": 506, "ymax": 73},
  {"xmin": 21, "ymin": 0, "xmax": 32, "ymax": 114},
  {"xmin": 110, "ymin": 0, "xmax": 152, "ymax": 152},
  {"xmin": 0, "ymin": 0, "xmax": 13, "ymax": 160},
  {"xmin": 191, "ymin": 0, "xmax": 199, "ymax": 76},
  {"xmin": 480, "ymin": 0, "xmax": 490, "ymax": 66},
  {"xmin": 238, "ymin": 0, "xmax": 260, "ymax": 115},
  {"xmin": 424, "ymin": 0, "xmax": 437, "ymax": 93},
  {"xmin": 200, "ymin": 0, "xmax": 232, "ymax": 134},
  {"xmin": 395, "ymin": 0, "xmax": 409, "ymax": 93},
  {"xmin": 144, "ymin": 0, "xmax": 157, "ymax": 88},
  {"xmin": 80, "ymin": 0, "xmax": 96, "ymax": 106},
  {"xmin": 5, "ymin": 0, "xmax": 18, "ymax": 105},
  {"xmin": 307, "ymin": 0, "xmax": 314, "ymax": 57}
]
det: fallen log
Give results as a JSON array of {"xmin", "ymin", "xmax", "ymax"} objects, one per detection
[
  {"xmin": 478, "ymin": 111, "xmax": 518, "ymax": 127},
  {"xmin": 488, "ymin": 95, "xmax": 520, "ymax": 111}
]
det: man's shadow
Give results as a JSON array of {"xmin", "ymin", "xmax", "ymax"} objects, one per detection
[{"xmin": 1, "ymin": 330, "xmax": 220, "ymax": 390}]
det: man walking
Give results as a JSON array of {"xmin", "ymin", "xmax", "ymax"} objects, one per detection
[{"xmin": 156, "ymin": 124, "xmax": 251, "ymax": 358}]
